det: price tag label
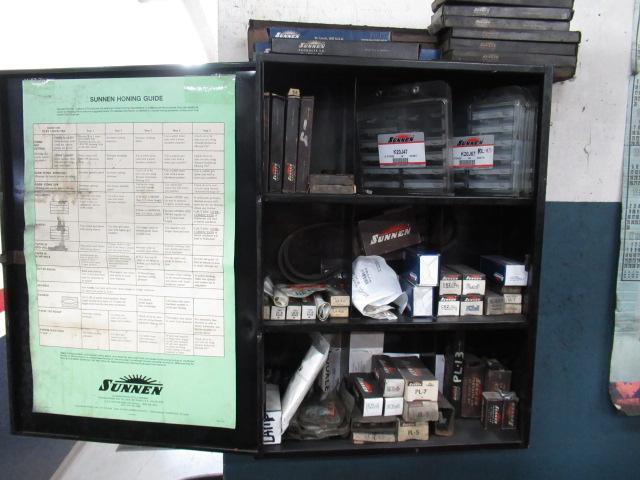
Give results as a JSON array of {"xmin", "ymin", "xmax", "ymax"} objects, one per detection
[
  {"xmin": 377, "ymin": 132, "xmax": 426, "ymax": 168},
  {"xmin": 452, "ymin": 135, "xmax": 494, "ymax": 169}
]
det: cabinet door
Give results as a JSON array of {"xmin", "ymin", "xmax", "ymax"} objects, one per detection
[{"xmin": 0, "ymin": 64, "xmax": 259, "ymax": 452}]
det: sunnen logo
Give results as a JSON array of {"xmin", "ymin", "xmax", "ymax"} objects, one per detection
[
  {"xmin": 98, "ymin": 375, "xmax": 163, "ymax": 395},
  {"xmin": 299, "ymin": 40, "xmax": 326, "ymax": 51},
  {"xmin": 387, "ymin": 133, "xmax": 415, "ymax": 143},
  {"xmin": 457, "ymin": 137, "xmax": 485, "ymax": 147},
  {"xmin": 370, "ymin": 223, "xmax": 411, "ymax": 245},
  {"xmin": 274, "ymin": 30, "xmax": 301, "ymax": 39}
]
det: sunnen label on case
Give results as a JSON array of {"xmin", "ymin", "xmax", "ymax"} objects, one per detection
[{"xmin": 377, "ymin": 132, "xmax": 426, "ymax": 168}]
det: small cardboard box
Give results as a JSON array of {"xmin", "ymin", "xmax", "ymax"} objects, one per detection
[
  {"xmin": 397, "ymin": 419, "xmax": 429, "ymax": 441},
  {"xmin": 383, "ymin": 397, "xmax": 404, "ymax": 416},
  {"xmin": 449, "ymin": 265, "xmax": 486, "ymax": 295},
  {"xmin": 327, "ymin": 287, "xmax": 350, "ymax": 307},
  {"xmin": 358, "ymin": 208, "xmax": 421, "ymax": 255},
  {"xmin": 405, "ymin": 248, "xmax": 440, "ymax": 287},
  {"xmin": 503, "ymin": 293, "xmax": 522, "ymax": 304},
  {"xmin": 484, "ymin": 291, "xmax": 505, "ymax": 315},
  {"xmin": 501, "ymin": 391, "xmax": 519, "ymax": 430},
  {"xmin": 393, "ymin": 356, "xmax": 439, "ymax": 402},
  {"xmin": 401, "ymin": 277, "xmax": 434, "ymax": 317},
  {"xmin": 402, "ymin": 399, "xmax": 439, "ymax": 422},
  {"xmin": 460, "ymin": 294, "xmax": 483, "ymax": 316},
  {"xmin": 438, "ymin": 295, "xmax": 460, "ymax": 317},
  {"xmin": 481, "ymin": 391, "xmax": 503, "ymax": 430},
  {"xmin": 504, "ymin": 303, "xmax": 523, "ymax": 314},
  {"xmin": 285, "ymin": 301, "xmax": 302, "ymax": 320},
  {"xmin": 263, "ymin": 383, "xmax": 282, "ymax": 445},
  {"xmin": 480, "ymin": 255, "xmax": 528, "ymax": 287},
  {"xmin": 440, "ymin": 267, "xmax": 463, "ymax": 295},
  {"xmin": 350, "ymin": 373, "xmax": 384, "ymax": 417},
  {"xmin": 372, "ymin": 354, "xmax": 405, "ymax": 398},
  {"xmin": 300, "ymin": 296, "xmax": 317, "ymax": 320},
  {"xmin": 270, "ymin": 305, "xmax": 286, "ymax": 320},
  {"xmin": 489, "ymin": 281, "xmax": 523, "ymax": 294},
  {"xmin": 484, "ymin": 359, "xmax": 512, "ymax": 393},
  {"xmin": 330, "ymin": 306, "xmax": 350, "ymax": 318}
]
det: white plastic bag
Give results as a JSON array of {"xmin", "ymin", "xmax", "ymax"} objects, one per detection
[{"xmin": 352, "ymin": 256, "xmax": 407, "ymax": 320}]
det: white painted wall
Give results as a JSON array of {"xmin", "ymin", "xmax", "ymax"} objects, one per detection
[{"xmin": 0, "ymin": 0, "xmax": 635, "ymax": 202}]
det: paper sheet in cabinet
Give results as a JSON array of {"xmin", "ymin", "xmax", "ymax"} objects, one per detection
[
  {"xmin": 22, "ymin": 76, "xmax": 237, "ymax": 428},
  {"xmin": 611, "ymin": 0, "xmax": 640, "ymax": 415}
]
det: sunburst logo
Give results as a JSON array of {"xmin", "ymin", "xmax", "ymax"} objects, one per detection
[
  {"xmin": 99, "ymin": 374, "xmax": 164, "ymax": 395},
  {"xmin": 118, "ymin": 375, "xmax": 161, "ymax": 385}
]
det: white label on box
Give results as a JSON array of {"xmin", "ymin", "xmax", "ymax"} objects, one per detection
[
  {"xmin": 504, "ymin": 264, "xmax": 529, "ymax": 286},
  {"xmin": 271, "ymin": 306, "xmax": 286, "ymax": 320},
  {"xmin": 377, "ymin": 132, "xmax": 426, "ymax": 168},
  {"xmin": 263, "ymin": 410, "xmax": 282, "ymax": 444},
  {"xmin": 461, "ymin": 300, "xmax": 483, "ymax": 316},
  {"xmin": 440, "ymin": 279, "xmax": 462, "ymax": 295},
  {"xmin": 503, "ymin": 293, "xmax": 523, "ymax": 304},
  {"xmin": 286, "ymin": 305, "xmax": 301, "ymax": 320},
  {"xmin": 363, "ymin": 397, "xmax": 384, "ymax": 417},
  {"xmin": 412, "ymin": 286, "xmax": 434, "ymax": 317},
  {"xmin": 381, "ymin": 378, "xmax": 405, "ymax": 398},
  {"xmin": 438, "ymin": 299, "xmax": 460, "ymax": 317},
  {"xmin": 452, "ymin": 135, "xmax": 494, "ymax": 169},
  {"xmin": 397, "ymin": 421, "xmax": 429, "ymax": 441},
  {"xmin": 504, "ymin": 303, "xmax": 523, "ymax": 314},
  {"xmin": 405, "ymin": 381, "xmax": 439, "ymax": 402},
  {"xmin": 418, "ymin": 256, "xmax": 440, "ymax": 286},
  {"xmin": 462, "ymin": 279, "xmax": 486, "ymax": 295},
  {"xmin": 301, "ymin": 305, "xmax": 317, "ymax": 320},
  {"xmin": 384, "ymin": 397, "xmax": 404, "ymax": 416}
]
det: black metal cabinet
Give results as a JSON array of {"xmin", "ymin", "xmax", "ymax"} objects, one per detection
[{"xmin": 1, "ymin": 56, "xmax": 552, "ymax": 456}]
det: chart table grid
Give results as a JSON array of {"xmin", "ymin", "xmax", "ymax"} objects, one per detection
[{"xmin": 32, "ymin": 122, "xmax": 225, "ymax": 357}]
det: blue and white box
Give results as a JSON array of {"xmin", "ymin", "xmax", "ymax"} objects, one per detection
[
  {"xmin": 268, "ymin": 27, "xmax": 391, "ymax": 42},
  {"xmin": 480, "ymin": 255, "xmax": 528, "ymax": 287},
  {"xmin": 405, "ymin": 248, "xmax": 440, "ymax": 287},
  {"xmin": 401, "ymin": 277, "xmax": 434, "ymax": 317}
]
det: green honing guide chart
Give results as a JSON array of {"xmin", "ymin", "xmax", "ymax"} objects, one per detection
[{"xmin": 22, "ymin": 75, "xmax": 237, "ymax": 428}]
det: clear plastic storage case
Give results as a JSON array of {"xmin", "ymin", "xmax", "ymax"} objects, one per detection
[
  {"xmin": 357, "ymin": 81, "xmax": 453, "ymax": 195},
  {"xmin": 456, "ymin": 87, "xmax": 537, "ymax": 197}
]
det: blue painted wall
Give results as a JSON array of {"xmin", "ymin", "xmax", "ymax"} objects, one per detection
[{"xmin": 225, "ymin": 202, "xmax": 640, "ymax": 480}]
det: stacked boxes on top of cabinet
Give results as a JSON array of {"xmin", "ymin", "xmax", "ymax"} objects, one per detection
[{"xmin": 428, "ymin": 0, "xmax": 581, "ymax": 82}]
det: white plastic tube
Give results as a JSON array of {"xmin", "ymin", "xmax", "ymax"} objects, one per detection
[{"xmin": 280, "ymin": 334, "xmax": 330, "ymax": 433}]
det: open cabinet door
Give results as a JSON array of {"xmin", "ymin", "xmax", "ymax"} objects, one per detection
[{"xmin": 0, "ymin": 64, "xmax": 259, "ymax": 452}]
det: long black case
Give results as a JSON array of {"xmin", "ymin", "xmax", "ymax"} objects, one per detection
[
  {"xmin": 268, "ymin": 93, "xmax": 286, "ymax": 192},
  {"xmin": 429, "ymin": 13, "xmax": 570, "ymax": 34},
  {"xmin": 441, "ymin": 37, "xmax": 578, "ymax": 56},
  {"xmin": 442, "ymin": 27, "xmax": 581, "ymax": 44},
  {"xmin": 282, "ymin": 90, "xmax": 300, "ymax": 192},
  {"xmin": 270, "ymin": 38, "xmax": 419, "ymax": 60},
  {"xmin": 443, "ymin": 50, "xmax": 576, "ymax": 80},
  {"xmin": 438, "ymin": 5, "xmax": 573, "ymax": 21},
  {"xmin": 432, "ymin": 0, "xmax": 575, "ymax": 11},
  {"xmin": 295, "ymin": 96, "xmax": 315, "ymax": 193}
]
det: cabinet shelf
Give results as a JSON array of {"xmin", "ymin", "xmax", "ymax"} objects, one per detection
[
  {"xmin": 262, "ymin": 193, "xmax": 534, "ymax": 206},
  {"xmin": 261, "ymin": 314, "xmax": 528, "ymax": 333},
  {"xmin": 261, "ymin": 419, "xmax": 523, "ymax": 457}
]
